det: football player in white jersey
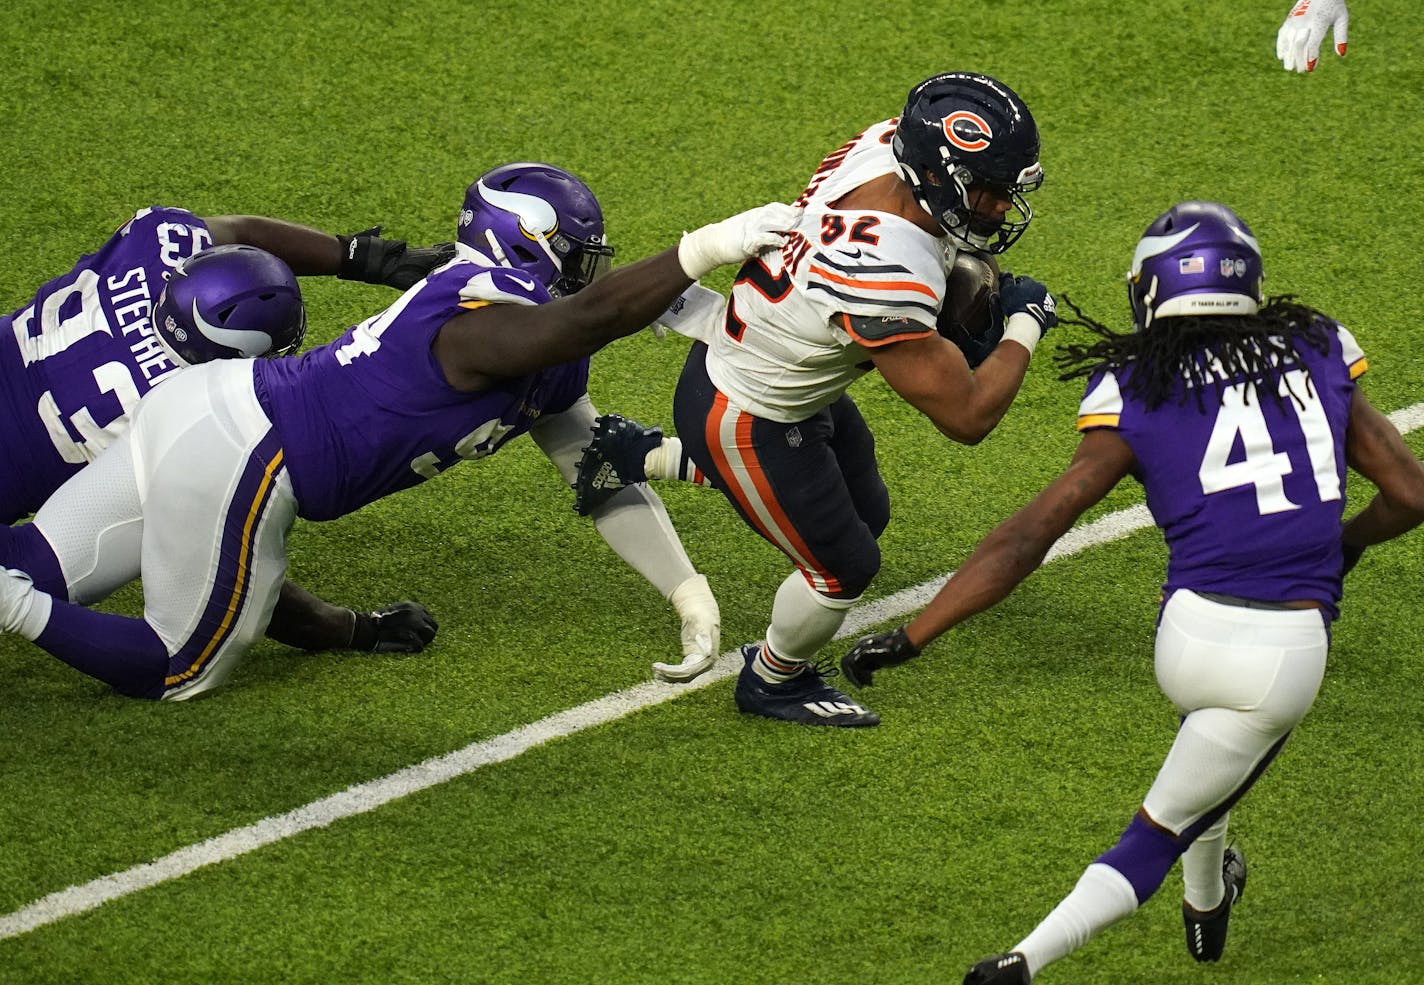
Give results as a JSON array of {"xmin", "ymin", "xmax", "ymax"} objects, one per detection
[{"xmin": 573, "ymin": 73, "xmax": 1058, "ymax": 724}]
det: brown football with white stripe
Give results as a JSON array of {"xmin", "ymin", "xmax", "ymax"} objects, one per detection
[{"xmin": 937, "ymin": 250, "xmax": 1002, "ymax": 366}]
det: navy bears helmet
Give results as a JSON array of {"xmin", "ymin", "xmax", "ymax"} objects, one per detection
[
  {"xmin": 153, "ymin": 244, "xmax": 306, "ymax": 366},
  {"xmin": 1127, "ymin": 200, "xmax": 1265, "ymax": 331},
  {"xmin": 457, "ymin": 163, "xmax": 615, "ymax": 298},
  {"xmin": 892, "ymin": 72, "xmax": 1043, "ymax": 254}
]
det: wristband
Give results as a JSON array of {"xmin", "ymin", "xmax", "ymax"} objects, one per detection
[{"xmin": 1001, "ymin": 312, "xmax": 1043, "ymax": 356}]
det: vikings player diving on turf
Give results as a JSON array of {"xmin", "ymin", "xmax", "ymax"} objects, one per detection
[
  {"xmin": 0, "ymin": 166, "xmax": 796, "ymax": 699},
  {"xmin": 0, "ymin": 210, "xmax": 451, "ymax": 660}
]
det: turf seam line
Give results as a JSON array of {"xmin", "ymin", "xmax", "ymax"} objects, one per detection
[{"xmin": 1, "ymin": 402, "xmax": 1418, "ymax": 941}]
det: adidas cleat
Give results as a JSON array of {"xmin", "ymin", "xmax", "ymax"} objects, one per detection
[
  {"xmin": 1183, "ymin": 844, "xmax": 1247, "ymax": 962},
  {"xmin": 733, "ymin": 644, "xmax": 879, "ymax": 727},
  {"xmin": 963, "ymin": 951, "xmax": 1030, "ymax": 985},
  {"xmin": 572, "ymin": 413, "xmax": 664, "ymax": 516}
]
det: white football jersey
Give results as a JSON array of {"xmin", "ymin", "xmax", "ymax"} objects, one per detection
[{"xmin": 705, "ymin": 119, "xmax": 954, "ymax": 423}]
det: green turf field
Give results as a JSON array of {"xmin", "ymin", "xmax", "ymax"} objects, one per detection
[{"xmin": 2, "ymin": 1, "xmax": 1422, "ymax": 982}]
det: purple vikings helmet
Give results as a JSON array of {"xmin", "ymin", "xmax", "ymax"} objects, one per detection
[
  {"xmin": 153, "ymin": 245, "xmax": 306, "ymax": 366},
  {"xmin": 1127, "ymin": 201, "xmax": 1264, "ymax": 331},
  {"xmin": 456, "ymin": 162, "xmax": 614, "ymax": 297},
  {"xmin": 892, "ymin": 72, "xmax": 1043, "ymax": 254}
]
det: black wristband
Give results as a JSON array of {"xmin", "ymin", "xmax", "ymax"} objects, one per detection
[
  {"xmin": 337, "ymin": 234, "xmax": 380, "ymax": 283},
  {"xmin": 348, "ymin": 609, "xmax": 378, "ymax": 651}
]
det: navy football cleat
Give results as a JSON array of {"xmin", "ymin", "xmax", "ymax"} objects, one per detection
[
  {"xmin": 1183, "ymin": 844, "xmax": 1247, "ymax": 962},
  {"xmin": 963, "ymin": 951, "xmax": 1030, "ymax": 985},
  {"xmin": 733, "ymin": 644, "xmax": 880, "ymax": 727},
  {"xmin": 572, "ymin": 414, "xmax": 664, "ymax": 516}
]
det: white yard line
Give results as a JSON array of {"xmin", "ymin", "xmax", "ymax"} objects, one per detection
[{"xmin": 3, "ymin": 404, "xmax": 1419, "ymax": 941}]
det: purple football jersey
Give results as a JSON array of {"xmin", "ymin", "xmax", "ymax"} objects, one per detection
[
  {"xmin": 1077, "ymin": 323, "xmax": 1367, "ymax": 616},
  {"xmin": 0, "ymin": 207, "xmax": 210, "ymax": 522},
  {"xmin": 253, "ymin": 260, "xmax": 590, "ymax": 521}
]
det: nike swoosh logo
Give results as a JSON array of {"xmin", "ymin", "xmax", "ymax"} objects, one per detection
[
  {"xmin": 504, "ymin": 273, "xmax": 537, "ymax": 291},
  {"xmin": 190, "ymin": 299, "xmax": 273, "ymax": 357},
  {"xmin": 840, "ymin": 248, "xmax": 863, "ymax": 259}
]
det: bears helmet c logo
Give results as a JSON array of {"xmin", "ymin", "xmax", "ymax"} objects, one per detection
[{"xmin": 942, "ymin": 111, "xmax": 993, "ymax": 152}]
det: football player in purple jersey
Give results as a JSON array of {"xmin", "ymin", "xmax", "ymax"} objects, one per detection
[
  {"xmin": 0, "ymin": 208, "xmax": 452, "ymax": 660},
  {"xmin": 0, "ymin": 163, "xmax": 796, "ymax": 700},
  {"xmin": 841, "ymin": 201, "xmax": 1424, "ymax": 983}
]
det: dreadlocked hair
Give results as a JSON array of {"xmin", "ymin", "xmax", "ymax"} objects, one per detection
[{"xmin": 1054, "ymin": 294, "xmax": 1337, "ymax": 412}]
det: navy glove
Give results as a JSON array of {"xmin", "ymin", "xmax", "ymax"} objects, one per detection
[
  {"xmin": 338, "ymin": 226, "xmax": 457, "ymax": 290},
  {"xmin": 841, "ymin": 626, "xmax": 921, "ymax": 688},
  {"xmin": 350, "ymin": 601, "xmax": 438, "ymax": 653},
  {"xmin": 999, "ymin": 272, "xmax": 1058, "ymax": 337}
]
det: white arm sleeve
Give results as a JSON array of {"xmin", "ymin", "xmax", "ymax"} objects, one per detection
[
  {"xmin": 530, "ymin": 394, "xmax": 696, "ymax": 597},
  {"xmin": 654, "ymin": 283, "xmax": 727, "ymax": 343}
]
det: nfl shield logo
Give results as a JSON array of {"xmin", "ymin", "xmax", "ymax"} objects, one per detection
[
  {"xmin": 786, "ymin": 426, "xmax": 803, "ymax": 448},
  {"xmin": 1221, "ymin": 259, "xmax": 1236, "ymax": 277}
]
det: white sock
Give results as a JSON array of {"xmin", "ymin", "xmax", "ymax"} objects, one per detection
[
  {"xmin": 1181, "ymin": 815, "xmax": 1229, "ymax": 913},
  {"xmin": 755, "ymin": 572, "xmax": 855, "ymax": 683},
  {"xmin": 644, "ymin": 436, "xmax": 710, "ymax": 485},
  {"xmin": 1015, "ymin": 863, "xmax": 1139, "ymax": 977}
]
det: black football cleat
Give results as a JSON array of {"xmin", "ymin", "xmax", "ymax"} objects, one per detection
[
  {"xmin": 1183, "ymin": 844, "xmax": 1247, "ymax": 962},
  {"xmin": 733, "ymin": 644, "xmax": 879, "ymax": 727},
  {"xmin": 572, "ymin": 414, "xmax": 664, "ymax": 516},
  {"xmin": 963, "ymin": 951, "xmax": 1030, "ymax": 985}
]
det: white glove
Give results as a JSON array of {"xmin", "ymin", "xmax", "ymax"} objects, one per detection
[
  {"xmin": 655, "ymin": 573, "xmax": 721, "ymax": 682},
  {"xmin": 654, "ymin": 283, "xmax": 727, "ymax": 344},
  {"xmin": 1277, "ymin": 0, "xmax": 1348, "ymax": 73},
  {"xmin": 677, "ymin": 203, "xmax": 801, "ymax": 281}
]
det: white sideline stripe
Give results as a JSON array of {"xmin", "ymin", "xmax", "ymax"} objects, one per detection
[{"xmin": 3, "ymin": 401, "xmax": 1420, "ymax": 941}]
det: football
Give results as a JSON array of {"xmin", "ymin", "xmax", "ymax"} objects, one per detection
[{"xmin": 937, "ymin": 250, "xmax": 1003, "ymax": 367}]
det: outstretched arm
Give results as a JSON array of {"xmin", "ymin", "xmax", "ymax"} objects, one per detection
[
  {"xmin": 841, "ymin": 429, "xmax": 1132, "ymax": 686},
  {"xmin": 433, "ymin": 203, "xmax": 799, "ymax": 390},
  {"xmin": 905, "ymin": 428, "xmax": 1134, "ymax": 646},
  {"xmin": 265, "ymin": 579, "xmax": 437, "ymax": 654},
  {"xmin": 205, "ymin": 215, "xmax": 454, "ymax": 288}
]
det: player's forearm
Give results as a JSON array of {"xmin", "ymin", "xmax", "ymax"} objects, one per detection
[
  {"xmin": 264, "ymin": 579, "xmax": 355, "ymax": 651},
  {"xmin": 204, "ymin": 215, "xmax": 344, "ymax": 276},
  {"xmin": 930, "ymin": 345, "xmax": 1031, "ymax": 444},
  {"xmin": 563, "ymin": 247, "xmax": 693, "ymax": 347},
  {"xmin": 905, "ymin": 527, "xmax": 1042, "ymax": 647},
  {"xmin": 1343, "ymin": 490, "xmax": 1424, "ymax": 548}
]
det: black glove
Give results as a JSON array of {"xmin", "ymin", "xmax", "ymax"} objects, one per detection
[
  {"xmin": 841, "ymin": 626, "xmax": 921, "ymax": 688},
  {"xmin": 999, "ymin": 272, "xmax": 1058, "ymax": 337},
  {"xmin": 1341, "ymin": 541, "xmax": 1367, "ymax": 577},
  {"xmin": 957, "ymin": 312, "xmax": 1005, "ymax": 369},
  {"xmin": 350, "ymin": 601, "xmax": 438, "ymax": 653},
  {"xmin": 337, "ymin": 226, "xmax": 457, "ymax": 290}
]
